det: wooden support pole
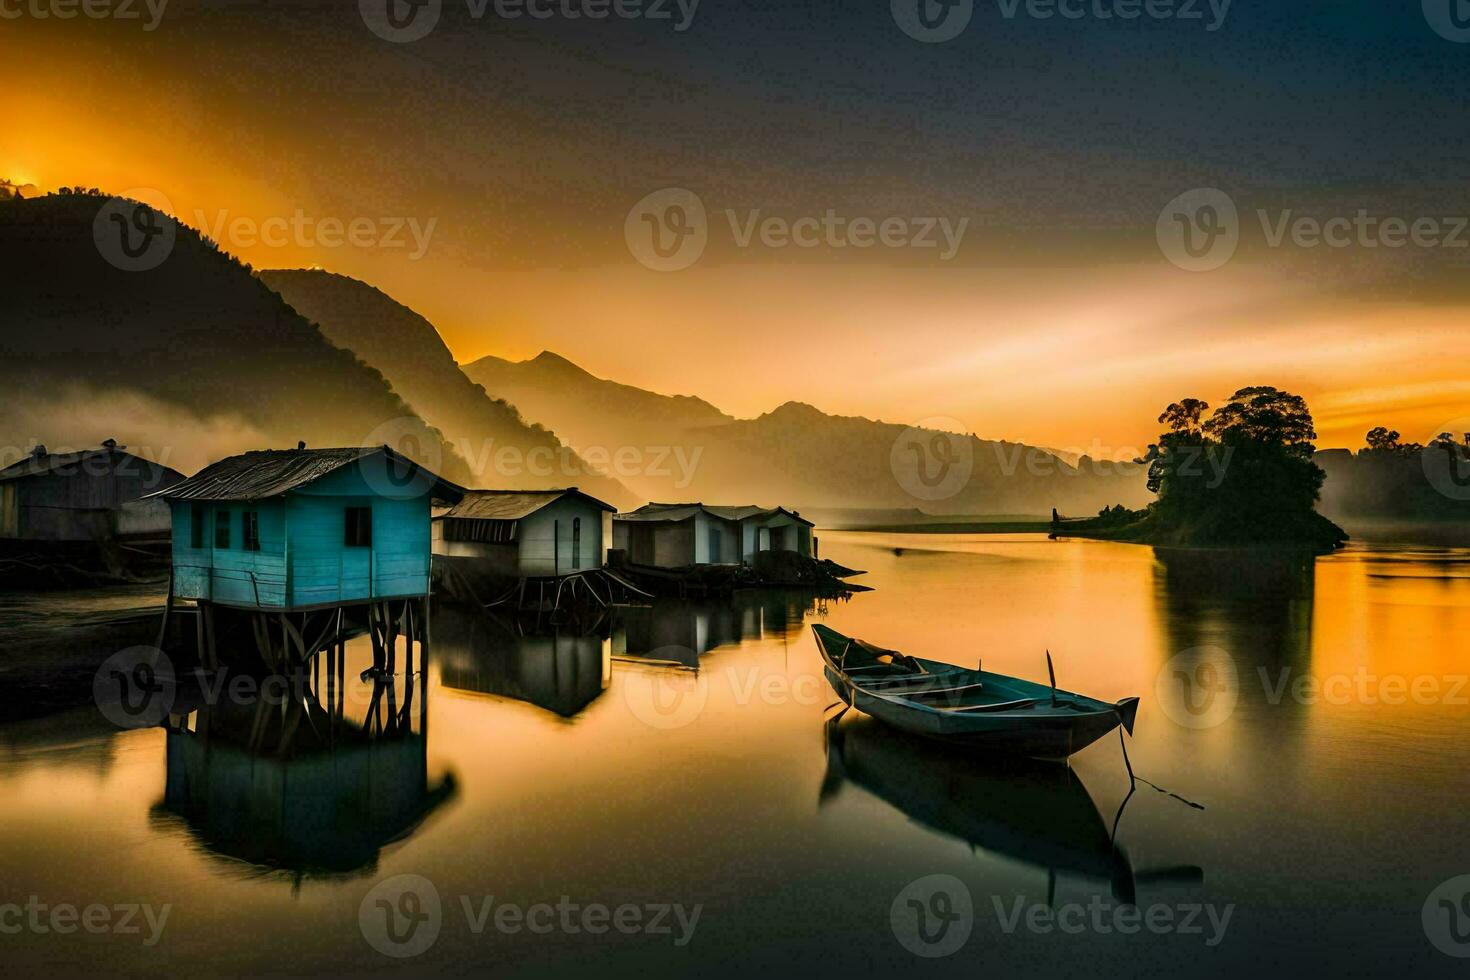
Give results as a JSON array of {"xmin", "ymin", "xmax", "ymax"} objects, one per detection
[
  {"xmin": 366, "ymin": 603, "xmax": 385, "ymax": 676},
  {"xmin": 386, "ymin": 601, "xmax": 398, "ymax": 676},
  {"xmin": 420, "ymin": 595, "xmax": 430, "ymax": 737},
  {"xmin": 194, "ymin": 604, "xmax": 205, "ymax": 670},
  {"xmin": 155, "ymin": 571, "xmax": 175, "ymax": 653},
  {"xmin": 203, "ymin": 603, "xmax": 219, "ymax": 672}
]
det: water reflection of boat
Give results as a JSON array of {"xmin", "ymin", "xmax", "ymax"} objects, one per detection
[
  {"xmin": 814, "ymin": 624, "xmax": 1138, "ymax": 761},
  {"xmin": 613, "ymin": 590, "xmax": 823, "ymax": 667},
  {"xmin": 822, "ymin": 714, "xmax": 1202, "ymax": 904},
  {"xmin": 436, "ymin": 604, "xmax": 609, "ymax": 718},
  {"xmin": 151, "ymin": 676, "xmax": 456, "ymax": 883}
]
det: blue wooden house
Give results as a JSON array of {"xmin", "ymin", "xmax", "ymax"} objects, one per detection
[{"xmin": 146, "ymin": 446, "xmax": 465, "ymax": 612}]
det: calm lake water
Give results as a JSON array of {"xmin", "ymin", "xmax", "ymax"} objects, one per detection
[{"xmin": 3, "ymin": 531, "xmax": 1470, "ymax": 977}]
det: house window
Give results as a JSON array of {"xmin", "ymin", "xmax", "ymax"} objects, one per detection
[
  {"xmin": 345, "ymin": 506, "xmax": 373, "ymax": 548},
  {"xmin": 243, "ymin": 511, "xmax": 260, "ymax": 552},
  {"xmin": 215, "ymin": 509, "xmax": 231, "ymax": 549},
  {"xmin": 190, "ymin": 504, "xmax": 206, "ymax": 549},
  {"xmin": 572, "ymin": 517, "xmax": 582, "ymax": 569},
  {"xmin": 708, "ymin": 526, "xmax": 721, "ymax": 563}
]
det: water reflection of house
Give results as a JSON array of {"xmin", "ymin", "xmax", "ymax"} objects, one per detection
[
  {"xmin": 612, "ymin": 503, "xmax": 814, "ymax": 568},
  {"xmin": 435, "ymin": 604, "xmax": 610, "ymax": 717},
  {"xmin": 0, "ymin": 440, "xmax": 182, "ymax": 544},
  {"xmin": 612, "ymin": 591, "xmax": 817, "ymax": 666},
  {"xmin": 432, "ymin": 489, "xmax": 615, "ymax": 577},
  {"xmin": 152, "ymin": 680, "xmax": 455, "ymax": 881}
]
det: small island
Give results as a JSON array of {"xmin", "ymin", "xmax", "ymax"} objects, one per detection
[{"xmin": 1055, "ymin": 386, "xmax": 1349, "ymax": 552}]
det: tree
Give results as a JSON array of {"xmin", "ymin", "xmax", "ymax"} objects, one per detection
[
  {"xmin": 1159, "ymin": 398, "xmax": 1210, "ymax": 436},
  {"xmin": 1203, "ymin": 386, "xmax": 1316, "ymax": 454},
  {"xmin": 1365, "ymin": 426, "xmax": 1401, "ymax": 452},
  {"xmin": 1145, "ymin": 385, "xmax": 1342, "ymax": 547}
]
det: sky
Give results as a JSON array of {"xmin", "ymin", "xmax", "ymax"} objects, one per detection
[{"xmin": 3, "ymin": 0, "xmax": 1468, "ymax": 455}]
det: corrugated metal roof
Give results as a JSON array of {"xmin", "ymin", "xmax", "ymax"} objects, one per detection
[
  {"xmin": 0, "ymin": 445, "xmax": 184, "ymax": 485},
  {"xmin": 614, "ymin": 502, "xmax": 704, "ymax": 523},
  {"xmin": 143, "ymin": 446, "xmax": 466, "ymax": 503},
  {"xmin": 705, "ymin": 505, "xmax": 773, "ymax": 522},
  {"xmin": 615, "ymin": 502, "xmax": 814, "ymax": 526},
  {"xmin": 438, "ymin": 488, "xmax": 615, "ymax": 521}
]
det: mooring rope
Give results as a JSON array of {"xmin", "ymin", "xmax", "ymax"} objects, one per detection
[{"xmin": 1117, "ymin": 727, "xmax": 1205, "ymax": 810}]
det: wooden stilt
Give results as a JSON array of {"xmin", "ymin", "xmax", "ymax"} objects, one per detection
[
  {"xmin": 419, "ymin": 595, "xmax": 430, "ymax": 737},
  {"xmin": 194, "ymin": 604, "xmax": 206, "ymax": 671},
  {"xmin": 155, "ymin": 571, "xmax": 175, "ymax": 652},
  {"xmin": 203, "ymin": 603, "xmax": 219, "ymax": 672},
  {"xmin": 386, "ymin": 601, "xmax": 398, "ymax": 676},
  {"xmin": 364, "ymin": 603, "xmax": 386, "ymax": 679}
]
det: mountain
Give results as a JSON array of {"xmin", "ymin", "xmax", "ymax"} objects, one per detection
[
  {"xmin": 260, "ymin": 270, "xmax": 634, "ymax": 507},
  {"xmin": 468, "ymin": 350, "xmax": 1148, "ymax": 514},
  {"xmin": 462, "ymin": 350, "xmax": 733, "ymax": 453},
  {"xmin": 684, "ymin": 401, "xmax": 1151, "ymax": 515},
  {"xmin": 0, "ymin": 192, "xmax": 469, "ymax": 482}
]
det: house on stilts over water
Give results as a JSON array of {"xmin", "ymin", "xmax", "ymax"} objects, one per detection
[
  {"xmin": 144, "ymin": 445, "xmax": 465, "ymax": 676},
  {"xmin": 431, "ymin": 488, "xmax": 648, "ymax": 610}
]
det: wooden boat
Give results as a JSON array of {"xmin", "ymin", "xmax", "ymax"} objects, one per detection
[{"xmin": 812, "ymin": 624, "xmax": 1139, "ymax": 761}]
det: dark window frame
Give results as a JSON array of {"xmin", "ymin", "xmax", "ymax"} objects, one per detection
[
  {"xmin": 215, "ymin": 509, "xmax": 231, "ymax": 550},
  {"xmin": 190, "ymin": 504, "xmax": 206, "ymax": 549},
  {"xmin": 572, "ymin": 516, "xmax": 582, "ymax": 570},
  {"xmin": 242, "ymin": 511, "xmax": 261, "ymax": 552},
  {"xmin": 345, "ymin": 506, "xmax": 373, "ymax": 548}
]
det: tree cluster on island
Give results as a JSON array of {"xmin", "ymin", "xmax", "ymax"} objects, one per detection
[{"xmin": 1063, "ymin": 386, "xmax": 1348, "ymax": 550}]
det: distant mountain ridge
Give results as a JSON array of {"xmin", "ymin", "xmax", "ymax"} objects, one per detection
[
  {"xmin": 261, "ymin": 270, "xmax": 635, "ymax": 507},
  {"xmin": 466, "ymin": 352, "xmax": 1150, "ymax": 514},
  {"xmin": 463, "ymin": 350, "xmax": 733, "ymax": 453},
  {"xmin": 0, "ymin": 192, "xmax": 470, "ymax": 483}
]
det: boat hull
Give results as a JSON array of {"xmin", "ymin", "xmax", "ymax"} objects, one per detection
[{"xmin": 826, "ymin": 666, "xmax": 1123, "ymax": 760}]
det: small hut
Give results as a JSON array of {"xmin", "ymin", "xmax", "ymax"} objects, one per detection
[
  {"xmin": 147, "ymin": 445, "xmax": 465, "ymax": 611},
  {"xmin": 432, "ymin": 488, "xmax": 615, "ymax": 578},
  {"xmin": 144, "ymin": 446, "xmax": 465, "ymax": 676},
  {"xmin": 0, "ymin": 439, "xmax": 183, "ymax": 543},
  {"xmin": 612, "ymin": 503, "xmax": 814, "ymax": 568}
]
